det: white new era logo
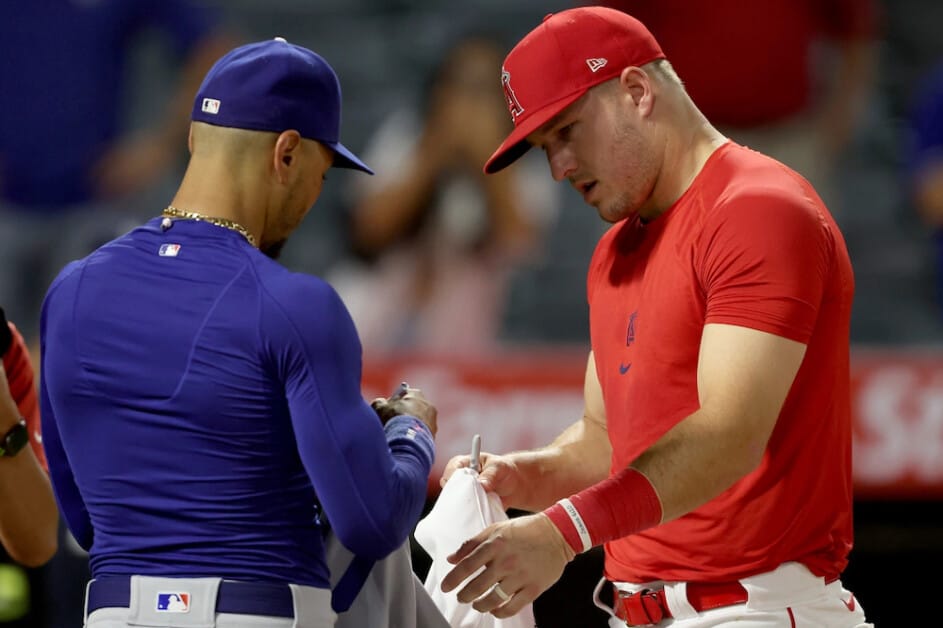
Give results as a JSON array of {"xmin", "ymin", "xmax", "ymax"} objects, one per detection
[
  {"xmin": 201, "ymin": 98, "xmax": 220, "ymax": 114},
  {"xmin": 586, "ymin": 58, "xmax": 608, "ymax": 73}
]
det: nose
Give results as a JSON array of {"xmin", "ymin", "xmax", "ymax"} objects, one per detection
[{"xmin": 547, "ymin": 145, "xmax": 577, "ymax": 182}]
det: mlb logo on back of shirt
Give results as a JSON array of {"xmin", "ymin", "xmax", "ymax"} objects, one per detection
[
  {"xmin": 159, "ymin": 243, "xmax": 181, "ymax": 257},
  {"xmin": 202, "ymin": 98, "xmax": 220, "ymax": 114},
  {"xmin": 156, "ymin": 592, "xmax": 190, "ymax": 613}
]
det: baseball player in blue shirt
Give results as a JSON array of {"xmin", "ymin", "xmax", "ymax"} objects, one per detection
[{"xmin": 40, "ymin": 38, "xmax": 439, "ymax": 628}]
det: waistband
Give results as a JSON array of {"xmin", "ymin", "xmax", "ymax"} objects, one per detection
[
  {"xmin": 608, "ymin": 570, "xmax": 841, "ymax": 626},
  {"xmin": 614, "ymin": 581, "xmax": 748, "ymax": 625},
  {"xmin": 86, "ymin": 576, "xmax": 295, "ymax": 618}
]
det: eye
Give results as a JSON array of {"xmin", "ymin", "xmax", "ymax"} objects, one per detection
[{"xmin": 558, "ymin": 122, "xmax": 575, "ymax": 141}]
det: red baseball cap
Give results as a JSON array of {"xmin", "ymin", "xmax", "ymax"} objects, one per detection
[{"xmin": 484, "ymin": 7, "xmax": 665, "ymax": 174}]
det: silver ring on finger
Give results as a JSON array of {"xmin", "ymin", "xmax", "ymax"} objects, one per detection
[{"xmin": 490, "ymin": 582, "xmax": 511, "ymax": 602}]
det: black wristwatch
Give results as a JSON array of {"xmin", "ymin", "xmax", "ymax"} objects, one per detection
[{"xmin": 0, "ymin": 420, "xmax": 29, "ymax": 457}]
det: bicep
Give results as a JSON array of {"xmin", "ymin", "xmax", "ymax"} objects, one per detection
[{"xmin": 697, "ymin": 323, "xmax": 806, "ymax": 448}]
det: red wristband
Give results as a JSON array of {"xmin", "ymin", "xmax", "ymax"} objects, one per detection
[{"xmin": 544, "ymin": 468, "xmax": 663, "ymax": 554}]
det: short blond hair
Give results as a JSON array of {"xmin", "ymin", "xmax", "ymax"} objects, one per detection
[{"xmin": 646, "ymin": 59, "xmax": 684, "ymax": 88}]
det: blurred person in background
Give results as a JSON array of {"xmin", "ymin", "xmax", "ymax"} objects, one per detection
[
  {"xmin": 0, "ymin": 0, "xmax": 235, "ymax": 345},
  {"xmin": 907, "ymin": 59, "xmax": 943, "ymax": 316},
  {"xmin": 0, "ymin": 308, "xmax": 58, "ymax": 627},
  {"xmin": 581, "ymin": 0, "xmax": 879, "ymax": 213},
  {"xmin": 328, "ymin": 34, "xmax": 560, "ymax": 357}
]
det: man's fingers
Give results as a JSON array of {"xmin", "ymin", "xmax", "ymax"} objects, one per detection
[
  {"xmin": 456, "ymin": 566, "xmax": 502, "ymax": 604},
  {"xmin": 469, "ymin": 581, "xmax": 514, "ymax": 612},
  {"xmin": 477, "ymin": 466, "xmax": 498, "ymax": 491},
  {"xmin": 490, "ymin": 584, "xmax": 541, "ymax": 618},
  {"xmin": 446, "ymin": 531, "xmax": 485, "ymax": 565},
  {"xmin": 441, "ymin": 534, "xmax": 490, "ymax": 592},
  {"xmin": 440, "ymin": 455, "xmax": 471, "ymax": 487}
]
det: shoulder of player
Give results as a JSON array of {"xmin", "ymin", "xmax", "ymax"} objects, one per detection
[
  {"xmin": 702, "ymin": 150, "xmax": 829, "ymax": 230},
  {"xmin": 43, "ymin": 258, "xmax": 86, "ymax": 306},
  {"xmin": 255, "ymin": 264, "xmax": 345, "ymax": 320}
]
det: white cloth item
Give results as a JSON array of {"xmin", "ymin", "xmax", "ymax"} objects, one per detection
[{"xmin": 414, "ymin": 468, "xmax": 536, "ymax": 628}]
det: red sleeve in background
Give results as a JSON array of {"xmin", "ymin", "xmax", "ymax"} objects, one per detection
[
  {"xmin": 2, "ymin": 323, "xmax": 46, "ymax": 471},
  {"xmin": 578, "ymin": 0, "xmax": 882, "ymax": 126}
]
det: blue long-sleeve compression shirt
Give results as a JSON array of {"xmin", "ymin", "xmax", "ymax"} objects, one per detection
[{"xmin": 39, "ymin": 217, "xmax": 434, "ymax": 587}]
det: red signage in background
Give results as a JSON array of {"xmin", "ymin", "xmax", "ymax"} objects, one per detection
[
  {"xmin": 851, "ymin": 349, "xmax": 943, "ymax": 499},
  {"xmin": 363, "ymin": 347, "xmax": 943, "ymax": 499}
]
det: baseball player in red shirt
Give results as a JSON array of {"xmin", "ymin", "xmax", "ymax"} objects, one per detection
[{"xmin": 440, "ymin": 7, "xmax": 870, "ymax": 627}]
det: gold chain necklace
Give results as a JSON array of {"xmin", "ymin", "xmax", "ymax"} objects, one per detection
[{"xmin": 161, "ymin": 205, "xmax": 257, "ymax": 247}]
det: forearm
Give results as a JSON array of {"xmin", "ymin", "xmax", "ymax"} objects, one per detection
[
  {"xmin": 0, "ymin": 416, "xmax": 58, "ymax": 566},
  {"xmin": 482, "ymin": 170, "xmax": 534, "ymax": 254},
  {"xmin": 351, "ymin": 156, "xmax": 439, "ymax": 253},
  {"xmin": 545, "ymin": 406, "xmax": 764, "ymax": 554},
  {"xmin": 630, "ymin": 406, "xmax": 766, "ymax": 523},
  {"xmin": 506, "ymin": 417, "xmax": 611, "ymax": 512},
  {"xmin": 547, "ymin": 326, "xmax": 802, "ymax": 553},
  {"xmin": 303, "ymin": 407, "xmax": 434, "ymax": 561}
]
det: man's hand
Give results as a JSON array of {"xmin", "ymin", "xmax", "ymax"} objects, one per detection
[
  {"xmin": 440, "ymin": 451, "xmax": 525, "ymax": 505},
  {"xmin": 440, "ymin": 513, "xmax": 575, "ymax": 618},
  {"xmin": 370, "ymin": 386, "xmax": 437, "ymax": 437}
]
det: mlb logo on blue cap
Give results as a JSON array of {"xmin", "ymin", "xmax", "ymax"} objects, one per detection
[
  {"xmin": 159, "ymin": 243, "xmax": 181, "ymax": 257},
  {"xmin": 156, "ymin": 592, "xmax": 190, "ymax": 613}
]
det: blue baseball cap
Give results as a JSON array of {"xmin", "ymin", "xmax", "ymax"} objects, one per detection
[{"xmin": 191, "ymin": 37, "xmax": 373, "ymax": 174}]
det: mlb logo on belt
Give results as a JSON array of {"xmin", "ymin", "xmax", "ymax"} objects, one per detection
[{"xmin": 156, "ymin": 592, "xmax": 190, "ymax": 613}]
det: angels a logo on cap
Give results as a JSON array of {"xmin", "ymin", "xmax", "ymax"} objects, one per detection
[{"xmin": 501, "ymin": 69, "xmax": 525, "ymax": 121}]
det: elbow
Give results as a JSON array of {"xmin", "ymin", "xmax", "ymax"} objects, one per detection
[
  {"xmin": 333, "ymin": 515, "xmax": 408, "ymax": 561},
  {"xmin": 7, "ymin": 535, "xmax": 58, "ymax": 568},
  {"xmin": 23, "ymin": 537, "xmax": 58, "ymax": 567},
  {"xmin": 736, "ymin": 431, "xmax": 773, "ymax": 479}
]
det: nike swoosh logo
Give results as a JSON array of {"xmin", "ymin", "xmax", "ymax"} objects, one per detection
[
  {"xmin": 843, "ymin": 594, "xmax": 856, "ymax": 612},
  {"xmin": 619, "ymin": 363, "xmax": 631, "ymax": 375}
]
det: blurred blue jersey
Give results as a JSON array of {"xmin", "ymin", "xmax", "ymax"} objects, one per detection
[
  {"xmin": 0, "ymin": 0, "xmax": 217, "ymax": 208},
  {"xmin": 39, "ymin": 217, "xmax": 434, "ymax": 587}
]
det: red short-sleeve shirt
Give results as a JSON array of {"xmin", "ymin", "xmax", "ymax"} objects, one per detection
[{"xmin": 588, "ymin": 142, "xmax": 855, "ymax": 582}]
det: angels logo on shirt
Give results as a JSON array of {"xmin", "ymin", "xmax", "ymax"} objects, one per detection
[
  {"xmin": 501, "ymin": 69, "xmax": 525, "ymax": 121},
  {"xmin": 626, "ymin": 311, "xmax": 638, "ymax": 346}
]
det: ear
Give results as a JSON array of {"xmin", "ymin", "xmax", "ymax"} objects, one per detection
[
  {"xmin": 187, "ymin": 124, "xmax": 194, "ymax": 154},
  {"xmin": 273, "ymin": 130, "xmax": 303, "ymax": 184},
  {"xmin": 619, "ymin": 66, "xmax": 655, "ymax": 117}
]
